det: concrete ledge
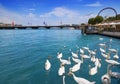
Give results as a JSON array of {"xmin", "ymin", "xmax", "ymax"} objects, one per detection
[{"xmin": 99, "ymin": 32, "xmax": 120, "ymax": 39}]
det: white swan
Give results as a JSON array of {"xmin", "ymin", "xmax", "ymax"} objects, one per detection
[
  {"xmin": 69, "ymin": 62, "xmax": 82, "ymax": 73},
  {"xmin": 110, "ymin": 38, "xmax": 112, "ymax": 42},
  {"xmin": 57, "ymin": 52, "xmax": 62, "ymax": 59},
  {"xmin": 101, "ymin": 74, "xmax": 111, "ymax": 84},
  {"xmin": 59, "ymin": 57, "xmax": 71, "ymax": 65},
  {"xmin": 101, "ymin": 64, "xmax": 111, "ymax": 84},
  {"xmin": 89, "ymin": 65, "xmax": 98, "ymax": 75},
  {"xmin": 108, "ymin": 48, "xmax": 117, "ymax": 53},
  {"xmin": 82, "ymin": 46, "xmax": 89, "ymax": 50},
  {"xmin": 95, "ymin": 58, "xmax": 101, "ymax": 68},
  {"xmin": 71, "ymin": 72, "xmax": 95, "ymax": 84},
  {"xmin": 99, "ymin": 43, "xmax": 106, "ymax": 47},
  {"xmin": 63, "ymin": 75, "xmax": 65, "ymax": 84},
  {"xmin": 105, "ymin": 59, "xmax": 120, "ymax": 65},
  {"xmin": 58, "ymin": 64, "xmax": 65, "ymax": 76},
  {"xmin": 89, "ymin": 49, "xmax": 96, "ymax": 55},
  {"xmin": 99, "ymin": 37, "xmax": 103, "ymax": 40},
  {"xmin": 101, "ymin": 52, "xmax": 110, "ymax": 59},
  {"xmin": 72, "ymin": 52, "xmax": 78, "ymax": 58},
  {"xmin": 109, "ymin": 70, "xmax": 120, "ymax": 79},
  {"xmin": 108, "ymin": 45, "xmax": 117, "ymax": 53},
  {"xmin": 45, "ymin": 59, "xmax": 51, "ymax": 70},
  {"xmin": 72, "ymin": 57, "xmax": 83, "ymax": 64},
  {"xmin": 80, "ymin": 54, "xmax": 90, "ymax": 59},
  {"xmin": 91, "ymin": 56, "xmax": 96, "ymax": 63},
  {"xmin": 113, "ymin": 54, "xmax": 119, "ymax": 60},
  {"xmin": 80, "ymin": 48, "xmax": 84, "ymax": 54},
  {"xmin": 100, "ymin": 48, "xmax": 106, "ymax": 53},
  {"xmin": 113, "ymin": 50, "xmax": 119, "ymax": 60}
]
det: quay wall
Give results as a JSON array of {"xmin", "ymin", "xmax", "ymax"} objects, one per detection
[{"xmin": 99, "ymin": 32, "xmax": 120, "ymax": 39}]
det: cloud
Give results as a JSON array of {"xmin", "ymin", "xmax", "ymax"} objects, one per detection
[
  {"xmin": 39, "ymin": 7, "xmax": 97, "ymax": 25},
  {"xmin": 29, "ymin": 8, "xmax": 36, "ymax": 11},
  {"xmin": 0, "ymin": 5, "xmax": 41, "ymax": 25},
  {"xmin": 40, "ymin": 7, "xmax": 79, "ymax": 18},
  {"xmin": 28, "ymin": 13, "xmax": 35, "ymax": 17},
  {"xmin": 85, "ymin": 1, "xmax": 102, "ymax": 7},
  {"xmin": 0, "ymin": 5, "xmax": 97, "ymax": 26}
]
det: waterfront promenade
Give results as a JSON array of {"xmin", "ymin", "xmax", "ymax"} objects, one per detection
[{"xmin": 84, "ymin": 21, "xmax": 120, "ymax": 38}]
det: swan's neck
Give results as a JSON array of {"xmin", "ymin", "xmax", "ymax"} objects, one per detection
[
  {"xmin": 107, "ymin": 64, "xmax": 111, "ymax": 75},
  {"xmin": 72, "ymin": 73, "xmax": 77, "ymax": 80},
  {"xmin": 81, "ymin": 57, "xmax": 83, "ymax": 63},
  {"xmin": 63, "ymin": 76, "xmax": 65, "ymax": 84}
]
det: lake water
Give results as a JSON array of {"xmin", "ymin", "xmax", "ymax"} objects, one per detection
[{"xmin": 0, "ymin": 29, "xmax": 120, "ymax": 84}]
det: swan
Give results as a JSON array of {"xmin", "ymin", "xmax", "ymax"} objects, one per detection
[
  {"xmin": 82, "ymin": 46, "xmax": 89, "ymax": 50},
  {"xmin": 80, "ymin": 54, "xmax": 90, "ymax": 59},
  {"xmin": 72, "ymin": 57, "xmax": 83, "ymax": 64},
  {"xmin": 59, "ymin": 57, "xmax": 71, "ymax": 65},
  {"xmin": 113, "ymin": 50, "xmax": 119, "ymax": 60},
  {"xmin": 70, "ymin": 72, "xmax": 95, "ymax": 84},
  {"xmin": 101, "ymin": 64, "xmax": 111, "ymax": 84},
  {"xmin": 101, "ymin": 52, "xmax": 110, "ymax": 59},
  {"xmin": 45, "ymin": 59, "xmax": 51, "ymax": 70},
  {"xmin": 109, "ymin": 70, "xmax": 120, "ymax": 79},
  {"xmin": 113, "ymin": 54, "xmax": 119, "ymax": 60},
  {"xmin": 80, "ymin": 48, "xmax": 84, "ymax": 54},
  {"xmin": 99, "ymin": 43, "xmax": 106, "ymax": 47},
  {"xmin": 72, "ymin": 52, "xmax": 78, "ymax": 58},
  {"xmin": 63, "ymin": 75, "xmax": 65, "ymax": 84},
  {"xmin": 99, "ymin": 37, "xmax": 103, "ymax": 40},
  {"xmin": 89, "ymin": 49, "xmax": 97, "ymax": 55},
  {"xmin": 110, "ymin": 38, "xmax": 112, "ymax": 42},
  {"xmin": 95, "ymin": 58, "xmax": 101, "ymax": 68},
  {"xmin": 89, "ymin": 65, "xmax": 98, "ymax": 75},
  {"xmin": 58, "ymin": 64, "xmax": 65, "ymax": 76},
  {"xmin": 91, "ymin": 56, "xmax": 96, "ymax": 63},
  {"xmin": 108, "ymin": 48, "xmax": 117, "ymax": 53},
  {"xmin": 101, "ymin": 74, "xmax": 111, "ymax": 84},
  {"xmin": 100, "ymin": 48, "xmax": 106, "ymax": 53},
  {"xmin": 108, "ymin": 45, "xmax": 117, "ymax": 53},
  {"xmin": 57, "ymin": 52, "xmax": 62, "ymax": 59},
  {"xmin": 69, "ymin": 62, "xmax": 82, "ymax": 73},
  {"xmin": 105, "ymin": 59, "xmax": 120, "ymax": 65}
]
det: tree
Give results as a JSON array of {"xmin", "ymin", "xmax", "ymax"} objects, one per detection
[
  {"xmin": 104, "ymin": 14, "xmax": 120, "ymax": 21},
  {"xmin": 94, "ymin": 16, "xmax": 103, "ymax": 24},
  {"xmin": 81, "ymin": 23, "xmax": 86, "ymax": 26},
  {"xmin": 88, "ymin": 18, "xmax": 95, "ymax": 25},
  {"xmin": 105, "ymin": 16, "xmax": 115, "ymax": 21},
  {"xmin": 117, "ymin": 14, "xmax": 120, "ymax": 20},
  {"xmin": 88, "ymin": 16, "xmax": 103, "ymax": 25}
]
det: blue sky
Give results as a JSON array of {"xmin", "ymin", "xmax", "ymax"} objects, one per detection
[{"xmin": 0, "ymin": 0, "xmax": 120, "ymax": 25}]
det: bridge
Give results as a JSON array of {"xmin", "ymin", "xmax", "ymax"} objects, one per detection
[{"xmin": 0, "ymin": 25, "xmax": 82, "ymax": 29}]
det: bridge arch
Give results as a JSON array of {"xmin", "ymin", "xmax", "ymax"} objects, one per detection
[{"xmin": 97, "ymin": 7, "xmax": 117, "ymax": 20}]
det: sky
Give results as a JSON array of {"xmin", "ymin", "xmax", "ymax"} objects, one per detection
[{"xmin": 0, "ymin": 0, "xmax": 120, "ymax": 26}]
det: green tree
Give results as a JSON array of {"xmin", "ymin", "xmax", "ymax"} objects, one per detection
[
  {"xmin": 105, "ymin": 16, "xmax": 115, "ymax": 21},
  {"xmin": 94, "ymin": 16, "xmax": 103, "ymax": 24},
  {"xmin": 117, "ymin": 14, "xmax": 120, "ymax": 20},
  {"xmin": 81, "ymin": 23, "xmax": 86, "ymax": 26},
  {"xmin": 88, "ymin": 18, "xmax": 95, "ymax": 25}
]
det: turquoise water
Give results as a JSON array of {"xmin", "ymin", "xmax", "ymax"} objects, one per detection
[{"xmin": 0, "ymin": 29, "xmax": 120, "ymax": 84}]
